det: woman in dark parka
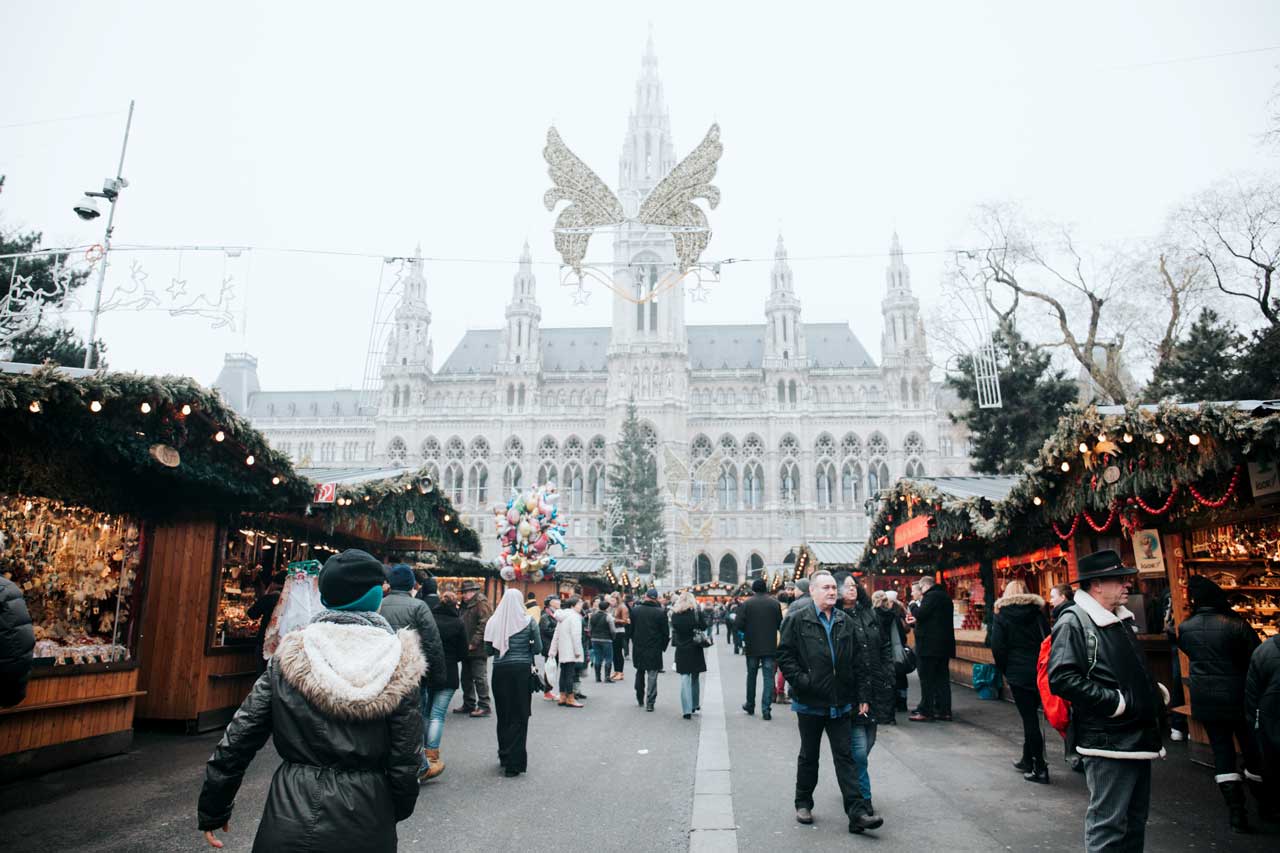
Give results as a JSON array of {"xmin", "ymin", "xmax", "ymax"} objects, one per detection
[
  {"xmin": 990, "ymin": 579, "xmax": 1051, "ymax": 784},
  {"xmin": 198, "ymin": 550, "xmax": 424, "ymax": 852}
]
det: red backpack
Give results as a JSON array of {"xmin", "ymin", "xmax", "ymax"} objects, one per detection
[
  {"xmin": 1036, "ymin": 634, "xmax": 1070, "ymax": 737},
  {"xmin": 1037, "ymin": 614, "xmax": 1099, "ymax": 738}
]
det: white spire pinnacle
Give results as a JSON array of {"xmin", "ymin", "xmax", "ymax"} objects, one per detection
[
  {"xmin": 886, "ymin": 232, "xmax": 911, "ymax": 293},
  {"xmin": 619, "ymin": 30, "xmax": 675, "ymax": 192}
]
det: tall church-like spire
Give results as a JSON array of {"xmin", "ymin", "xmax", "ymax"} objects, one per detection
[
  {"xmin": 500, "ymin": 240, "xmax": 541, "ymax": 371},
  {"xmin": 880, "ymin": 233, "xmax": 930, "ymax": 408},
  {"xmin": 764, "ymin": 232, "xmax": 805, "ymax": 364},
  {"xmin": 618, "ymin": 26, "xmax": 676, "ymax": 195}
]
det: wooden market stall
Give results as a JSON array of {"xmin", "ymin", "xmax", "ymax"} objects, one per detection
[
  {"xmin": 997, "ymin": 400, "xmax": 1280, "ymax": 761},
  {"xmin": 139, "ymin": 465, "xmax": 480, "ymax": 732},
  {"xmin": 0, "ymin": 364, "xmax": 310, "ymax": 780}
]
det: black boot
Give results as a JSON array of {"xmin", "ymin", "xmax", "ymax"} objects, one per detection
[
  {"xmin": 1013, "ymin": 746, "xmax": 1033, "ymax": 772},
  {"xmin": 1220, "ymin": 781, "xmax": 1253, "ymax": 834},
  {"xmin": 848, "ymin": 798, "xmax": 883, "ymax": 833},
  {"xmin": 1023, "ymin": 755, "xmax": 1050, "ymax": 784}
]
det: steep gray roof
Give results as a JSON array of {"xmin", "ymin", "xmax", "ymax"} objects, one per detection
[
  {"xmin": 437, "ymin": 322, "xmax": 876, "ymax": 374},
  {"xmin": 910, "ymin": 475, "xmax": 1021, "ymax": 501},
  {"xmin": 245, "ymin": 389, "xmax": 363, "ymax": 419}
]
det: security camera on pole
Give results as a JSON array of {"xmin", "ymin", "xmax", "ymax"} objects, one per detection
[{"xmin": 76, "ymin": 100, "xmax": 135, "ymax": 369}]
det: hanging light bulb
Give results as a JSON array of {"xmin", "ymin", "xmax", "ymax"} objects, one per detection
[
  {"xmin": 1188, "ymin": 434, "xmax": 1201, "ymax": 446},
  {"xmin": 27, "ymin": 401, "xmax": 41, "ymax": 413},
  {"xmin": 89, "ymin": 400, "xmax": 103, "ymax": 413},
  {"xmin": 1032, "ymin": 496, "xmax": 1043, "ymax": 506},
  {"xmin": 1154, "ymin": 432, "xmax": 1165, "ymax": 445},
  {"xmin": 1060, "ymin": 461, "xmax": 1071, "ymax": 472},
  {"xmin": 214, "ymin": 430, "xmax": 226, "ymax": 442},
  {"xmin": 1078, "ymin": 442, "xmax": 1089, "ymax": 453},
  {"xmin": 245, "ymin": 454, "xmax": 255, "ymax": 466},
  {"xmin": 443, "ymin": 513, "xmax": 452, "ymax": 522},
  {"xmin": 140, "ymin": 401, "xmax": 152, "ymax": 414},
  {"xmin": 180, "ymin": 404, "xmax": 192, "ymax": 416},
  {"xmin": 271, "ymin": 476, "xmax": 281, "ymax": 486},
  {"xmin": 1123, "ymin": 433, "xmax": 1134, "ymax": 444}
]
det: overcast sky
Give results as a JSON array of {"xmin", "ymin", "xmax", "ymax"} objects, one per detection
[{"xmin": 2, "ymin": 1, "xmax": 1277, "ymax": 390}]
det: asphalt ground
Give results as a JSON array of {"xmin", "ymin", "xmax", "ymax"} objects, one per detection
[{"xmin": 0, "ymin": 636, "xmax": 1276, "ymax": 852}]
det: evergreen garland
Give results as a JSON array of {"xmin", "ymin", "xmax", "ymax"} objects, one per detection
[{"xmin": 327, "ymin": 470, "xmax": 480, "ymax": 552}]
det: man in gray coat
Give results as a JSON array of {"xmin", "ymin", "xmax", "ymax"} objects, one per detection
[{"xmin": 379, "ymin": 565, "xmax": 447, "ymax": 727}]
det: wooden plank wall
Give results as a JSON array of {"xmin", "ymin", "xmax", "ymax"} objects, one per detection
[
  {"xmin": 200, "ymin": 651, "xmax": 260, "ymax": 718},
  {"xmin": 0, "ymin": 669, "xmax": 140, "ymax": 754},
  {"xmin": 135, "ymin": 518, "xmax": 219, "ymax": 721}
]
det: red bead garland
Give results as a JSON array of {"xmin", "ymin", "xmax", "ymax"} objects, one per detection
[
  {"xmin": 1188, "ymin": 467, "xmax": 1241, "ymax": 509},
  {"xmin": 1082, "ymin": 504, "xmax": 1119, "ymax": 533},
  {"xmin": 1134, "ymin": 483, "xmax": 1178, "ymax": 516},
  {"xmin": 1053, "ymin": 515, "xmax": 1081, "ymax": 541}
]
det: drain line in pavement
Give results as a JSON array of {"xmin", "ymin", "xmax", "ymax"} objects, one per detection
[{"xmin": 688, "ymin": 642, "xmax": 738, "ymax": 852}]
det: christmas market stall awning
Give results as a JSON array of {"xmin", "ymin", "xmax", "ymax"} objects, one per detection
[
  {"xmin": 553, "ymin": 555, "xmax": 613, "ymax": 576},
  {"xmin": 301, "ymin": 465, "xmax": 481, "ymax": 553},
  {"xmin": 858, "ymin": 474, "xmax": 1035, "ymax": 574},
  {"xmin": 804, "ymin": 540, "xmax": 863, "ymax": 568},
  {"xmin": 996, "ymin": 400, "xmax": 1280, "ymax": 543},
  {"xmin": 0, "ymin": 363, "xmax": 312, "ymax": 514}
]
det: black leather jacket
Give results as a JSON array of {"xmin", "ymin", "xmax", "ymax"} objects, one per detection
[
  {"xmin": 1175, "ymin": 607, "xmax": 1260, "ymax": 722},
  {"xmin": 1048, "ymin": 596, "xmax": 1164, "ymax": 758},
  {"xmin": 778, "ymin": 604, "xmax": 868, "ymax": 710}
]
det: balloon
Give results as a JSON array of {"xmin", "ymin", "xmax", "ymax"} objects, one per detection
[
  {"xmin": 507, "ymin": 508, "xmax": 520, "ymax": 525},
  {"xmin": 517, "ymin": 519, "xmax": 532, "ymax": 540},
  {"xmin": 533, "ymin": 534, "xmax": 549, "ymax": 553},
  {"xmin": 525, "ymin": 496, "xmax": 538, "ymax": 512},
  {"xmin": 500, "ymin": 565, "xmax": 516, "ymax": 581}
]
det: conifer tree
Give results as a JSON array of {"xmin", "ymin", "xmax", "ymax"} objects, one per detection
[
  {"xmin": 1146, "ymin": 308, "xmax": 1247, "ymax": 402},
  {"xmin": 602, "ymin": 399, "xmax": 667, "ymax": 577}
]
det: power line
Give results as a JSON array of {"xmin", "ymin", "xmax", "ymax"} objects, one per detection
[
  {"xmin": 0, "ymin": 109, "xmax": 126, "ymax": 131},
  {"xmin": 1102, "ymin": 43, "xmax": 1280, "ymax": 71}
]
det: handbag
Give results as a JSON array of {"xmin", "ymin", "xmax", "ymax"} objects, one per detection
[
  {"xmin": 692, "ymin": 628, "xmax": 714, "ymax": 648},
  {"xmin": 529, "ymin": 664, "xmax": 545, "ymax": 694},
  {"xmin": 898, "ymin": 645, "xmax": 917, "ymax": 675}
]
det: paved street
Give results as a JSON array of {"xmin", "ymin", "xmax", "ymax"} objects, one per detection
[{"xmin": 1, "ymin": 638, "xmax": 1275, "ymax": 852}]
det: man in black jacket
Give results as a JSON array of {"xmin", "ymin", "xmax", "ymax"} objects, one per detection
[
  {"xmin": 0, "ymin": 573, "xmax": 35, "ymax": 708},
  {"xmin": 1049, "ymin": 550, "xmax": 1167, "ymax": 853},
  {"xmin": 739, "ymin": 578, "xmax": 783, "ymax": 720},
  {"xmin": 630, "ymin": 589, "xmax": 670, "ymax": 711},
  {"xmin": 379, "ymin": 565, "xmax": 447, "ymax": 776},
  {"xmin": 909, "ymin": 576, "xmax": 955, "ymax": 722},
  {"xmin": 777, "ymin": 571, "xmax": 881, "ymax": 834}
]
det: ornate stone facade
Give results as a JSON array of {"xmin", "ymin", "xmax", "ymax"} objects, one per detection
[{"xmin": 213, "ymin": 37, "xmax": 972, "ymax": 586}]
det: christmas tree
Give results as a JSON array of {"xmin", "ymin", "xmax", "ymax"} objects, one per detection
[{"xmin": 603, "ymin": 399, "xmax": 668, "ymax": 578}]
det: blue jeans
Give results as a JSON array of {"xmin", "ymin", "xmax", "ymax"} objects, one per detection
[
  {"xmin": 744, "ymin": 655, "xmax": 775, "ymax": 713},
  {"xmin": 680, "ymin": 672, "xmax": 701, "ymax": 715},
  {"xmin": 591, "ymin": 639, "xmax": 613, "ymax": 680},
  {"xmin": 423, "ymin": 686, "xmax": 455, "ymax": 767},
  {"xmin": 850, "ymin": 722, "xmax": 877, "ymax": 800}
]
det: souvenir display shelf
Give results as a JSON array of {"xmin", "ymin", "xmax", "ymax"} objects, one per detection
[
  {"xmin": 1184, "ymin": 515, "xmax": 1280, "ymax": 639},
  {"xmin": 0, "ymin": 495, "xmax": 143, "ymax": 667}
]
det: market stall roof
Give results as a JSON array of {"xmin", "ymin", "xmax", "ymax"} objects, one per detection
[
  {"xmin": 1096, "ymin": 400, "xmax": 1280, "ymax": 415},
  {"xmin": 296, "ymin": 466, "xmax": 412, "ymax": 485},
  {"xmin": 553, "ymin": 555, "xmax": 613, "ymax": 576},
  {"xmin": 805, "ymin": 541, "xmax": 863, "ymax": 566},
  {"xmin": 911, "ymin": 475, "xmax": 1021, "ymax": 502},
  {"xmin": 0, "ymin": 363, "xmax": 311, "ymax": 514}
]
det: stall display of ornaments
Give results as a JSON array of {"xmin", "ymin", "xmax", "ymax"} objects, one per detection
[{"xmin": 493, "ymin": 484, "xmax": 567, "ymax": 581}]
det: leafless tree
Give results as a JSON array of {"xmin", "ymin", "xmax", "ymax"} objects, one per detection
[{"xmin": 1179, "ymin": 176, "xmax": 1280, "ymax": 327}]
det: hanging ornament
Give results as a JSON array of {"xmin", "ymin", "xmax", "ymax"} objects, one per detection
[
  {"xmin": 405, "ymin": 509, "xmax": 416, "ymax": 525},
  {"xmin": 1103, "ymin": 465, "xmax": 1121, "ymax": 485}
]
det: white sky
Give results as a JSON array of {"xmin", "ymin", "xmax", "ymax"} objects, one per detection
[{"xmin": 1, "ymin": 1, "xmax": 1277, "ymax": 390}]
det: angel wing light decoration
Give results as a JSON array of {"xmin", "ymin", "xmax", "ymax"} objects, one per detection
[{"xmin": 543, "ymin": 123, "xmax": 723, "ymax": 276}]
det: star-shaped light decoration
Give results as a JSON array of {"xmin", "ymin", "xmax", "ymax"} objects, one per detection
[
  {"xmin": 571, "ymin": 283, "xmax": 591, "ymax": 306},
  {"xmin": 166, "ymin": 278, "xmax": 188, "ymax": 299},
  {"xmin": 689, "ymin": 280, "xmax": 711, "ymax": 302}
]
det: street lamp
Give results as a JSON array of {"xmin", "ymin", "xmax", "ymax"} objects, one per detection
[{"xmin": 77, "ymin": 100, "xmax": 135, "ymax": 369}]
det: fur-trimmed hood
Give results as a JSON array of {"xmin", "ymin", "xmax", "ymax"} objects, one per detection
[
  {"xmin": 993, "ymin": 592, "xmax": 1045, "ymax": 613},
  {"xmin": 277, "ymin": 620, "xmax": 425, "ymax": 721}
]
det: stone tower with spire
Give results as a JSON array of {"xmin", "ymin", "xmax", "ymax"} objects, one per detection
[
  {"xmin": 381, "ymin": 246, "xmax": 433, "ymax": 414},
  {"xmin": 498, "ymin": 241, "xmax": 541, "ymax": 373},
  {"xmin": 880, "ymin": 233, "xmax": 930, "ymax": 409}
]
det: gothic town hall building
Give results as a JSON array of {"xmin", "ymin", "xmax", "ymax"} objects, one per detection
[{"xmin": 213, "ymin": 40, "xmax": 972, "ymax": 586}]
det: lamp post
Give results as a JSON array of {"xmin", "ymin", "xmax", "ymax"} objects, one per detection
[{"xmin": 78, "ymin": 100, "xmax": 135, "ymax": 369}]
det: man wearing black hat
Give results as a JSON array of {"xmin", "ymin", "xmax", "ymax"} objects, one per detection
[
  {"xmin": 739, "ymin": 578, "xmax": 783, "ymax": 720},
  {"xmin": 1048, "ymin": 550, "xmax": 1168, "ymax": 852},
  {"xmin": 630, "ymin": 588, "xmax": 670, "ymax": 711}
]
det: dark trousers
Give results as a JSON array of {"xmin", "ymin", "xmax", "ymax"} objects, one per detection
[
  {"xmin": 461, "ymin": 656, "xmax": 490, "ymax": 711},
  {"xmin": 1082, "ymin": 756, "xmax": 1151, "ymax": 852},
  {"xmin": 491, "ymin": 665, "xmax": 530, "ymax": 772},
  {"xmin": 634, "ymin": 667, "xmax": 659, "ymax": 706},
  {"xmin": 917, "ymin": 655, "xmax": 951, "ymax": 717},
  {"xmin": 1204, "ymin": 716, "xmax": 1263, "ymax": 778},
  {"xmin": 745, "ymin": 655, "xmax": 775, "ymax": 714},
  {"xmin": 612, "ymin": 634, "xmax": 626, "ymax": 674},
  {"xmin": 795, "ymin": 711, "xmax": 861, "ymax": 817},
  {"xmin": 732, "ymin": 629, "xmax": 743, "ymax": 654},
  {"xmin": 1011, "ymin": 685, "xmax": 1045, "ymax": 762},
  {"xmin": 558, "ymin": 658, "xmax": 578, "ymax": 695}
]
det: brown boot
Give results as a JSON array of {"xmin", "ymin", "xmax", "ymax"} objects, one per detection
[
  {"xmin": 563, "ymin": 691, "xmax": 584, "ymax": 708},
  {"xmin": 422, "ymin": 748, "xmax": 445, "ymax": 781}
]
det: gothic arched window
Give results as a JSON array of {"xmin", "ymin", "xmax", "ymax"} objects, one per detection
[
  {"xmin": 467, "ymin": 463, "xmax": 488, "ymax": 505},
  {"xmin": 469, "ymin": 436, "xmax": 489, "ymax": 460},
  {"xmin": 504, "ymin": 436, "xmax": 522, "ymax": 460},
  {"xmin": 815, "ymin": 432, "xmax": 835, "ymax": 459},
  {"xmin": 536, "ymin": 462, "xmax": 557, "ymax": 486},
  {"xmin": 718, "ymin": 463, "xmax": 738, "ymax": 511},
  {"xmin": 777, "ymin": 380, "xmax": 785, "ymax": 405},
  {"xmin": 387, "ymin": 437, "xmax": 407, "ymax": 465},
  {"xmin": 743, "ymin": 462, "xmax": 764, "ymax": 509},
  {"xmin": 503, "ymin": 462, "xmax": 522, "ymax": 492},
  {"xmin": 816, "ymin": 461, "xmax": 835, "ymax": 508},
  {"xmin": 780, "ymin": 461, "xmax": 799, "ymax": 503},
  {"xmin": 841, "ymin": 461, "xmax": 862, "ymax": 505},
  {"xmin": 788, "ymin": 380, "xmax": 797, "ymax": 406},
  {"xmin": 743, "ymin": 434, "xmax": 764, "ymax": 458},
  {"xmin": 841, "ymin": 432, "xmax": 862, "ymax": 459},
  {"xmin": 445, "ymin": 463, "xmax": 464, "ymax": 504},
  {"xmin": 905, "ymin": 459, "xmax": 925, "ymax": 478},
  {"xmin": 868, "ymin": 461, "xmax": 890, "ymax": 497},
  {"xmin": 719, "ymin": 553, "xmax": 739, "ymax": 584},
  {"xmin": 588, "ymin": 463, "xmax": 605, "ymax": 508},
  {"xmin": 538, "ymin": 435, "xmax": 559, "ymax": 460},
  {"xmin": 695, "ymin": 553, "xmax": 712, "ymax": 585},
  {"xmin": 587, "ymin": 435, "xmax": 606, "ymax": 460},
  {"xmin": 749, "ymin": 553, "xmax": 765, "ymax": 577}
]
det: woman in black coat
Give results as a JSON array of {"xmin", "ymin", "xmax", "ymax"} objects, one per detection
[
  {"xmin": 1176, "ymin": 575, "xmax": 1263, "ymax": 830},
  {"xmin": 836, "ymin": 573, "xmax": 894, "ymax": 814},
  {"xmin": 198, "ymin": 550, "xmax": 424, "ymax": 851},
  {"xmin": 990, "ymin": 580, "xmax": 1051, "ymax": 783},
  {"xmin": 670, "ymin": 592, "xmax": 706, "ymax": 719},
  {"xmin": 0, "ymin": 573, "xmax": 35, "ymax": 708},
  {"xmin": 422, "ymin": 589, "xmax": 468, "ymax": 780},
  {"xmin": 1245, "ymin": 635, "xmax": 1280, "ymax": 823}
]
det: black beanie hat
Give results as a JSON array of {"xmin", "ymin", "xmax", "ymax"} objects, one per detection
[
  {"xmin": 419, "ymin": 574, "xmax": 438, "ymax": 596},
  {"xmin": 751, "ymin": 578, "xmax": 767, "ymax": 594},
  {"xmin": 318, "ymin": 549, "xmax": 387, "ymax": 609}
]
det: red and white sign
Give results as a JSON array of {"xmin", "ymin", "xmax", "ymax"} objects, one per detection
[
  {"xmin": 313, "ymin": 482, "xmax": 337, "ymax": 504},
  {"xmin": 894, "ymin": 515, "xmax": 930, "ymax": 549}
]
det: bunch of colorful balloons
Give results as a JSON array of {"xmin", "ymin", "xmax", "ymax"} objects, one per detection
[{"xmin": 494, "ymin": 484, "xmax": 567, "ymax": 581}]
